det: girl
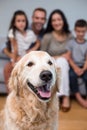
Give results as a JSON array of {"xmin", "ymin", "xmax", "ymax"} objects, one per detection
[
  {"xmin": 41, "ymin": 9, "xmax": 73, "ymax": 112},
  {"xmin": 4, "ymin": 10, "xmax": 40, "ymax": 92}
]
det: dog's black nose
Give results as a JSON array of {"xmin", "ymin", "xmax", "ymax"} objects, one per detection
[{"xmin": 40, "ymin": 70, "xmax": 52, "ymax": 82}]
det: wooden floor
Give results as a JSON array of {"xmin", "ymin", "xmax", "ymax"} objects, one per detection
[
  {"xmin": 0, "ymin": 95, "xmax": 87, "ymax": 130},
  {"xmin": 59, "ymin": 98, "xmax": 87, "ymax": 130}
]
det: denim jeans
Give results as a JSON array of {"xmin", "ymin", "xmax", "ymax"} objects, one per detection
[{"xmin": 69, "ymin": 67, "xmax": 87, "ymax": 94}]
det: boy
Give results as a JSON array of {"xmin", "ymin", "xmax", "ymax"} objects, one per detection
[{"xmin": 67, "ymin": 19, "xmax": 87, "ymax": 108}]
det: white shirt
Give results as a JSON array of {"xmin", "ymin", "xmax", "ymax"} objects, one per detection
[{"xmin": 8, "ymin": 29, "xmax": 37, "ymax": 56}]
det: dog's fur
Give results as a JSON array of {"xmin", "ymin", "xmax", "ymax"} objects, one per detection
[{"xmin": 0, "ymin": 51, "xmax": 59, "ymax": 130}]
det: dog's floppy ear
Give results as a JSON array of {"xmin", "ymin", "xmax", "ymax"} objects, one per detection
[
  {"xmin": 8, "ymin": 65, "xmax": 18, "ymax": 93},
  {"xmin": 8, "ymin": 55, "xmax": 28, "ymax": 94},
  {"xmin": 8, "ymin": 62, "xmax": 23, "ymax": 95}
]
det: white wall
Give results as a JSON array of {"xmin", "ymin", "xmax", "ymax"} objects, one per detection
[{"xmin": 0, "ymin": 0, "xmax": 87, "ymax": 37}]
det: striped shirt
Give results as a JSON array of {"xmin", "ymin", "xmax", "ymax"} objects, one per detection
[{"xmin": 8, "ymin": 29, "xmax": 37, "ymax": 56}]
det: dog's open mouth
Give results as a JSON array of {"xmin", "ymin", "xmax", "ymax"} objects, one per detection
[{"xmin": 27, "ymin": 81, "xmax": 51, "ymax": 101}]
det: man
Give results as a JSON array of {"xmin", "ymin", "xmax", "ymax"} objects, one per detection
[{"xmin": 30, "ymin": 8, "xmax": 47, "ymax": 40}]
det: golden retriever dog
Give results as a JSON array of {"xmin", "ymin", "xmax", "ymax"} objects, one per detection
[{"xmin": 0, "ymin": 51, "xmax": 59, "ymax": 130}]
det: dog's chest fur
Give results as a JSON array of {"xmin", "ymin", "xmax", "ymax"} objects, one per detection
[{"xmin": 4, "ymin": 92, "xmax": 58, "ymax": 130}]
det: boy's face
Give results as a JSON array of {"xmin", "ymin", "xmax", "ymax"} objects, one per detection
[{"xmin": 75, "ymin": 26, "xmax": 87, "ymax": 40}]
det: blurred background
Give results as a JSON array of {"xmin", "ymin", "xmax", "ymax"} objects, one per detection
[{"xmin": 0, "ymin": 0, "xmax": 87, "ymax": 37}]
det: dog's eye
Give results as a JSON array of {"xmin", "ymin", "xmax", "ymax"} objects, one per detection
[
  {"xmin": 48, "ymin": 60, "xmax": 53, "ymax": 65},
  {"xmin": 27, "ymin": 62, "xmax": 34, "ymax": 67}
]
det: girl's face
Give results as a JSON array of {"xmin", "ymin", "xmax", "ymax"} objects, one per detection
[
  {"xmin": 51, "ymin": 13, "xmax": 64, "ymax": 32},
  {"xmin": 14, "ymin": 14, "xmax": 26, "ymax": 32}
]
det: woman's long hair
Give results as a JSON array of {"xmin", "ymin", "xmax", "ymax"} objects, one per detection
[{"xmin": 45, "ymin": 9, "xmax": 70, "ymax": 34}]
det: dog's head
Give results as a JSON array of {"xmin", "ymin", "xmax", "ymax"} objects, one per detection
[{"xmin": 9, "ymin": 51, "xmax": 59, "ymax": 102}]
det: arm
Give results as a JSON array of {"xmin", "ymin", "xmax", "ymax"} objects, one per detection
[
  {"xmin": 3, "ymin": 47, "xmax": 21, "ymax": 67},
  {"xmin": 4, "ymin": 38, "xmax": 18, "ymax": 62},
  {"xmin": 26, "ymin": 40, "xmax": 40, "ymax": 53},
  {"xmin": 10, "ymin": 38, "xmax": 18, "ymax": 54},
  {"xmin": 82, "ymin": 55, "xmax": 87, "ymax": 71},
  {"xmin": 68, "ymin": 51, "xmax": 78, "ymax": 69},
  {"xmin": 9, "ymin": 38, "xmax": 18, "ymax": 62},
  {"xmin": 3, "ymin": 47, "xmax": 17, "ymax": 66},
  {"xmin": 3, "ymin": 47, "xmax": 13, "ymax": 59},
  {"xmin": 68, "ymin": 51, "xmax": 83, "ymax": 76}
]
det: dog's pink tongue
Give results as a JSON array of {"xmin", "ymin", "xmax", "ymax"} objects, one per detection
[{"xmin": 38, "ymin": 91, "xmax": 51, "ymax": 98}]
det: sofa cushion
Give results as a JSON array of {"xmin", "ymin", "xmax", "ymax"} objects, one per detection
[
  {"xmin": 0, "ymin": 37, "xmax": 8, "ymax": 58},
  {"xmin": 0, "ymin": 58, "xmax": 9, "ymax": 82},
  {"xmin": 0, "ymin": 37, "xmax": 10, "ymax": 82},
  {"xmin": 0, "ymin": 83, "xmax": 7, "ymax": 93}
]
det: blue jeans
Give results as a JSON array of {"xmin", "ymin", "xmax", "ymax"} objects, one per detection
[{"xmin": 69, "ymin": 67, "xmax": 87, "ymax": 94}]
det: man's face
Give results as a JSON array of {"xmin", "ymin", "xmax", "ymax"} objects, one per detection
[{"xmin": 32, "ymin": 10, "xmax": 46, "ymax": 32}]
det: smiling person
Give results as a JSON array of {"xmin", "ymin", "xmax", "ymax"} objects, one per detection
[
  {"xmin": 67, "ymin": 19, "xmax": 87, "ymax": 108},
  {"xmin": 41, "ymin": 9, "xmax": 73, "ymax": 112},
  {"xmin": 30, "ymin": 7, "xmax": 47, "ymax": 41},
  {"xmin": 3, "ymin": 10, "xmax": 40, "ymax": 93}
]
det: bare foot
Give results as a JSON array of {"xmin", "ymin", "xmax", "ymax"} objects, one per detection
[
  {"xmin": 75, "ymin": 93, "xmax": 87, "ymax": 108},
  {"xmin": 61, "ymin": 96, "xmax": 70, "ymax": 112}
]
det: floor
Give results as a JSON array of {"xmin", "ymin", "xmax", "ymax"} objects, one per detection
[
  {"xmin": 0, "ymin": 95, "xmax": 87, "ymax": 130},
  {"xmin": 59, "ymin": 98, "xmax": 87, "ymax": 130}
]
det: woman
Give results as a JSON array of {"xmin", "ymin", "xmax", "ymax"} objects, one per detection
[{"xmin": 41, "ymin": 9, "xmax": 73, "ymax": 112}]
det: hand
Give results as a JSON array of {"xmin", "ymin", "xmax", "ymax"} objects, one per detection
[
  {"xmin": 74, "ymin": 67, "xmax": 84, "ymax": 76},
  {"xmin": 11, "ymin": 60, "xmax": 15, "ymax": 67},
  {"xmin": 10, "ymin": 53, "xmax": 17, "ymax": 61},
  {"xmin": 16, "ymin": 56, "xmax": 22, "ymax": 62}
]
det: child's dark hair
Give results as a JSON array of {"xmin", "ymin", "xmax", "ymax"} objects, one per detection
[
  {"xmin": 9, "ymin": 10, "xmax": 29, "ymax": 36},
  {"xmin": 6, "ymin": 10, "xmax": 29, "ymax": 52},
  {"xmin": 75, "ymin": 19, "xmax": 87, "ymax": 28}
]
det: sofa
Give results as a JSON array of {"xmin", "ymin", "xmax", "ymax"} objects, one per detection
[
  {"xmin": 0, "ymin": 37, "xmax": 10, "ymax": 93},
  {"xmin": 0, "ymin": 37, "xmax": 87, "ymax": 95}
]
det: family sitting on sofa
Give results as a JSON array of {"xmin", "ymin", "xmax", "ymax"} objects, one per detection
[{"xmin": 0, "ymin": 7, "xmax": 87, "ymax": 111}]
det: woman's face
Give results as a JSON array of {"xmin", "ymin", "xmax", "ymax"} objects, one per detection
[
  {"xmin": 51, "ymin": 13, "xmax": 64, "ymax": 32},
  {"xmin": 14, "ymin": 14, "xmax": 26, "ymax": 32}
]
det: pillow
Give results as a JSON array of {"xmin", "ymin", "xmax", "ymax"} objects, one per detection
[{"xmin": 0, "ymin": 58, "xmax": 9, "ymax": 82}]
